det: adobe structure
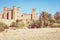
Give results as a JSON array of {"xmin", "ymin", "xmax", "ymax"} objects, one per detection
[{"xmin": 0, "ymin": 6, "xmax": 38, "ymax": 25}]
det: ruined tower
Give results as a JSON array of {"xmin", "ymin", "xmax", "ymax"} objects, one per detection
[
  {"xmin": 32, "ymin": 8, "xmax": 38, "ymax": 21},
  {"xmin": 3, "ymin": 7, "xmax": 8, "ymax": 19},
  {"xmin": 13, "ymin": 6, "xmax": 21, "ymax": 20},
  {"xmin": 17, "ymin": 7, "xmax": 21, "ymax": 20},
  {"xmin": 13, "ymin": 6, "xmax": 17, "ymax": 20}
]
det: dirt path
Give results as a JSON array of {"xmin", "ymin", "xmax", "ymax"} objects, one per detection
[{"xmin": 0, "ymin": 28, "xmax": 60, "ymax": 40}]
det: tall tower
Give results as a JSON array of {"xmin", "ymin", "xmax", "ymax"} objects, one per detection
[
  {"xmin": 13, "ymin": 6, "xmax": 17, "ymax": 20},
  {"xmin": 3, "ymin": 7, "xmax": 8, "ymax": 19},
  {"xmin": 13, "ymin": 6, "xmax": 21, "ymax": 20},
  {"xmin": 17, "ymin": 7, "xmax": 21, "ymax": 20},
  {"xmin": 32, "ymin": 8, "xmax": 38, "ymax": 21}
]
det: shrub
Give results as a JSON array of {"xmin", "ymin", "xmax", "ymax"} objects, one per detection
[
  {"xmin": 10, "ymin": 22, "xmax": 17, "ymax": 27},
  {"xmin": 10, "ymin": 22, "xmax": 25, "ymax": 28},
  {"xmin": 28, "ymin": 20, "xmax": 41, "ymax": 29},
  {"xmin": 0, "ymin": 27, "xmax": 4, "ymax": 32},
  {"xmin": 17, "ymin": 22, "xmax": 25, "ymax": 28},
  {"xmin": 51, "ymin": 24, "xmax": 60, "ymax": 28},
  {"xmin": 0, "ymin": 22, "xmax": 8, "ymax": 29},
  {"xmin": 0, "ymin": 22, "xmax": 8, "ymax": 32},
  {"xmin": 56, "ymin": 20, "xmax": 60, "ymax": 23}
]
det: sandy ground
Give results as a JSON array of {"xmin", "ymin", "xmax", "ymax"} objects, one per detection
[{"xmin": 0, "ymin": 28, "xmax": 60, "ymax": 40}]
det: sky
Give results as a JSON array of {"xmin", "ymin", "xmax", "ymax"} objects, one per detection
[{"xmin": 0, "ymin": 0, "xmax": 60, "ymax": 16}]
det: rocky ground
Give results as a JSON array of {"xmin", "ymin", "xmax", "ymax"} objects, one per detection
[{"xmin": 0, "ymin": 28, "xmax": 60, "ymax": 40}]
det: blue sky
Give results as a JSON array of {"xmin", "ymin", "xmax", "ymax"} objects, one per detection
[{"xmin": 0, "ymin": 0, "xmax": 60, "ymax": 16}]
